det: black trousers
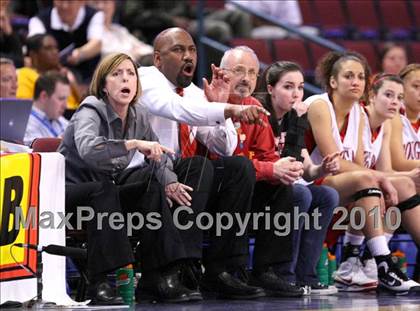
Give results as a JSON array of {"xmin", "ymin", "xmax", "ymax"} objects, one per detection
[
  {"xmin": 66, "ymin": 166, "xmax": 190, "ymax": 278},
  {"xmin": 203, "ymin": 156, "xmax": 256, "ymax": 274},
  {"xmin": 251, "ymin": 181, "xmax": 294, "ymax": 270},
  {"xmin": 173, "ymin": 156, "xmax": 214, "ymax": 259}
]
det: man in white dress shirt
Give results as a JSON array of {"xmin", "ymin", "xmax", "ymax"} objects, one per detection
[
  {"xmin": 24, "ymin": 72, "xmax": 70, "ymax": 145},
  {"xmin": 138, "ymin": 27, "xmax": 266, "ymax": 300}
]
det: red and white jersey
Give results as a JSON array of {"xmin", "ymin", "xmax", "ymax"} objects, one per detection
[
  {"xmin": 304, "ymin": 93, "xmax": 361, "ymax": 165},
  {"xmin": 362, "ymin": 111, "xmax": 384, "ymax": 169},
  {"xmin": 400, "ymin": 114, "xmax": 420, "ymax": 160}
]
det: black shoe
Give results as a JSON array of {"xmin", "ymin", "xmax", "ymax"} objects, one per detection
[
  {"xmin": 376, "ymin": 254, "xmax": 420, "ymax": 295},
  {"xmin": 136, "ymin": 266, "xmax": 198, "ymax": 303},
  {"xmin": 250, "ymin": 267, "xmax": 304, "ymax": 297},
  {"xmin": 88, "ymin": 281, "xmax": 126, "ymax": 305},
  {"xmin": 179, "ymin": 260, "xmax": 203, "ymax": 301},
  {"xmin": 201, "ymin": 271, "xmax": 265, "ymax": 299},
  {"xmin": 342, "ymin": 243, "xmax": 361, "ymax": 262}
]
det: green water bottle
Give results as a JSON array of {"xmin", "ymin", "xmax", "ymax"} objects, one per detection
[
  {"xmin": 317, "ymin": 243, "xmax": 329, "ymax": 285},
  {"xmin": 116, "ymin": 267, "xmax": 134, "ymax": 305},
  {"xmin": 328, "ymin": 253, "xmax": 337, "ymax": 285}
]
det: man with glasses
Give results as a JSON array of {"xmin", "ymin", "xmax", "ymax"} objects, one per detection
[{"xmin": 217, "ymin": 46, "xmax": 306, "ymax": 297}]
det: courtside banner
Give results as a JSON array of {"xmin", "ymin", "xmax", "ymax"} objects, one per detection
[{"xmin": 0, "ymin": 153, "xmax": 40, "ymax": 282}]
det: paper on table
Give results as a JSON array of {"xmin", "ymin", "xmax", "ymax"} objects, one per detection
[{"xmin": 0, "ymin": 140, "xmax": 32, "ymax": 153}]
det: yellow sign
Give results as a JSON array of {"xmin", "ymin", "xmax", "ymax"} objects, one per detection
[{"xmin": 0, "ymin": 153, "xmax": 40, "ymax": 282}]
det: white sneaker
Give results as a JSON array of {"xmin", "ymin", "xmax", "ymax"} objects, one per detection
[
  {"xmin": 362, "ymin": 258, "xmax": 378, "ymax": 281},
  {"xmin": 309, "ymin": 282, "xmax": 338, "ymax": 295},
  {"xmin": 377, "ymin": 255, "xmax": 420, "ymax": 295},
  {"xmin": 301, "ymin": 285, "xmax": 312, "ymax": 296},
  {"xmin": 333, "ymin": 257, "xmax": 378, "ymax": 292}
]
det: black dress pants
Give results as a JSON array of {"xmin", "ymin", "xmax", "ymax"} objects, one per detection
[
  {"xmin": 204, "ymin": 156, "xmax": 256, "ymax": 274},
  {"xmin": 66, "ymin": 166, "xmax": 189, "ymax": 278},
  {"xmin": 251, "ymin": 181, "xmax": 294, "ymax": 270},
  {"xmin": 172, "ymin": 156, "xmax": 214, "ymax": 259}
]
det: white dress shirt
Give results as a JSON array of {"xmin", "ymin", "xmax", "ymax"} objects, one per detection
[
  {"xmin": 24, "ymin": 106, "xmax": 69, "ymax": 146},
  {"xmin": 227, "ymin": 0, "xmax": 302, "ymax": 26},
  {"xmin": 28, "ymin": 6, "xmax": 104, "ymax": 40},
  {"xmin": 139, "ymin": 66, "xmax": 237, "ymax": 156},
  {"xmin": 101, "ymin": 24, "xmax": 153, "ymax": 59}
]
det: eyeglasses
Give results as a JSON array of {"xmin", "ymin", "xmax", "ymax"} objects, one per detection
[{"xmin": 224, "ymin": 66, "xmax": 259, "ymax": 80}]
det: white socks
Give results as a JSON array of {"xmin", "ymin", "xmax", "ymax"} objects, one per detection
[
  {"xmin": 384, "ymin": 232, "xmax": 393, "ymax": 244},
  {"xmin": 343, "ymin": 232, "xmax": 365, "ymax": 246},
  {"xmin": 366, "ymin": 235, "xmax": 391, "ymax": 257}
]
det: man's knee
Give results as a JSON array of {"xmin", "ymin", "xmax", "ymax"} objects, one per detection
[{"xmin": 224, "ymin": 156, "xmax": 256, "ymax": 183}]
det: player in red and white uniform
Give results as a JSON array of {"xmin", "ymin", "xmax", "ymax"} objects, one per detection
[
  {"xmin": 393, "ymin": 64, "xmax": 420, "ymax": 285},
  {"xmin": 305, "ymin": 51, "xmax": 419, "ymax": 294},
  {"xmin": 357, "ymin": 74, "xmax": 420, "ymax": 286},
  {"xmin": 391, "ymin": 64, "xmax": 420, "ymax": 172}
]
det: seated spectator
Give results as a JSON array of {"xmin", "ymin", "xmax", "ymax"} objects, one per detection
[
  {"xmin": 0, "ymin": 57, "xmax": 17, "ymax": 98},
  {"xmin": 17, "ymin": 34, "xmax": 81, "ymax": 110},
  {"xmin": 88, "ymin": 0, "xmax": 153, "ymax": 63},
  {"xmin": 23, "ymin": 72, "xmax": 70, "ymax": 145},
  {"xmin": 255, "ymin": 60, "xmax": 340, "ymax": 295},
  {"xmin": 28, "ymin": 0, "xmax": 104, "ymax": 83},
  {"xmin": 123, "ymin": 0, "xmax": 251, "ymax": 44},
  {"xmin": 0, "ymin": 0, "xmax": 23, "ymax": 67},
  {"xmin": 380, "ymin": 43, "xmax": 408, "ymax": 75},
  {"xmin": 228, "ymin": 0, "xmax": 319, "ymax": 39}
]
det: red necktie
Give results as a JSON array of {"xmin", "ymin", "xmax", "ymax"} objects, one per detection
[{"xmin": 176, "ymin": 87, "xmax": 197, "ymax": 158}]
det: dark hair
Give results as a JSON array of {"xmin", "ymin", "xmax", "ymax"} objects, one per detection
[
  {"xmin": 380, "ymin": 42, "xmax": 407, "ymax": 64},
  {"xmin": 370, "ymin": 73, "xmax": 403, "ymax": 96},
  {"xmin": 315, "ymin": 51, "xmax": 371, "ymax": 99},
  {"xmin": 255, "ymin": 61, "xmax": 304, "ymax": 136},
  {"xmin": 26, "ymin": 34, "xmax": 50, "ymax": 54},
  {"xmin": 34, "ymin": 71, "xmax": 70, "ymax": 99}
]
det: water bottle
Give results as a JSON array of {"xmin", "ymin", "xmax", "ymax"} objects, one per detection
[
  {"xmin": 328, "ymin": 253, "xmax": 337, "ymax": 285},
  {"xmin": 317, "ymin": 243, "xmax": 329, "ymax": 285},
  {"xmin": 116, "ymin": 267, "xmax": 134, "ymax": 305}
]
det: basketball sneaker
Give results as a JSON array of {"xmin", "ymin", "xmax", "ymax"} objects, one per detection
[
  {"xmin": 333, "ymin": 256, "xmax": 378, "ymax": 292},
  {"xmin": 376, "ymin": 254, "xmax": 420, "ymax": 295},
  {"xmin": 362, "ymin": 258, "xmax": 378, "ymax": 281}
]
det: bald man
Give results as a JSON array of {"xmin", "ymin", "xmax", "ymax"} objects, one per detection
[
  {"xmin": 140, "ymin": 27, "xmax": 269, "ymax": 128},
  {"xmin": 138, "ymin": 28, "xmax": 265, "ymax": 300}
]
